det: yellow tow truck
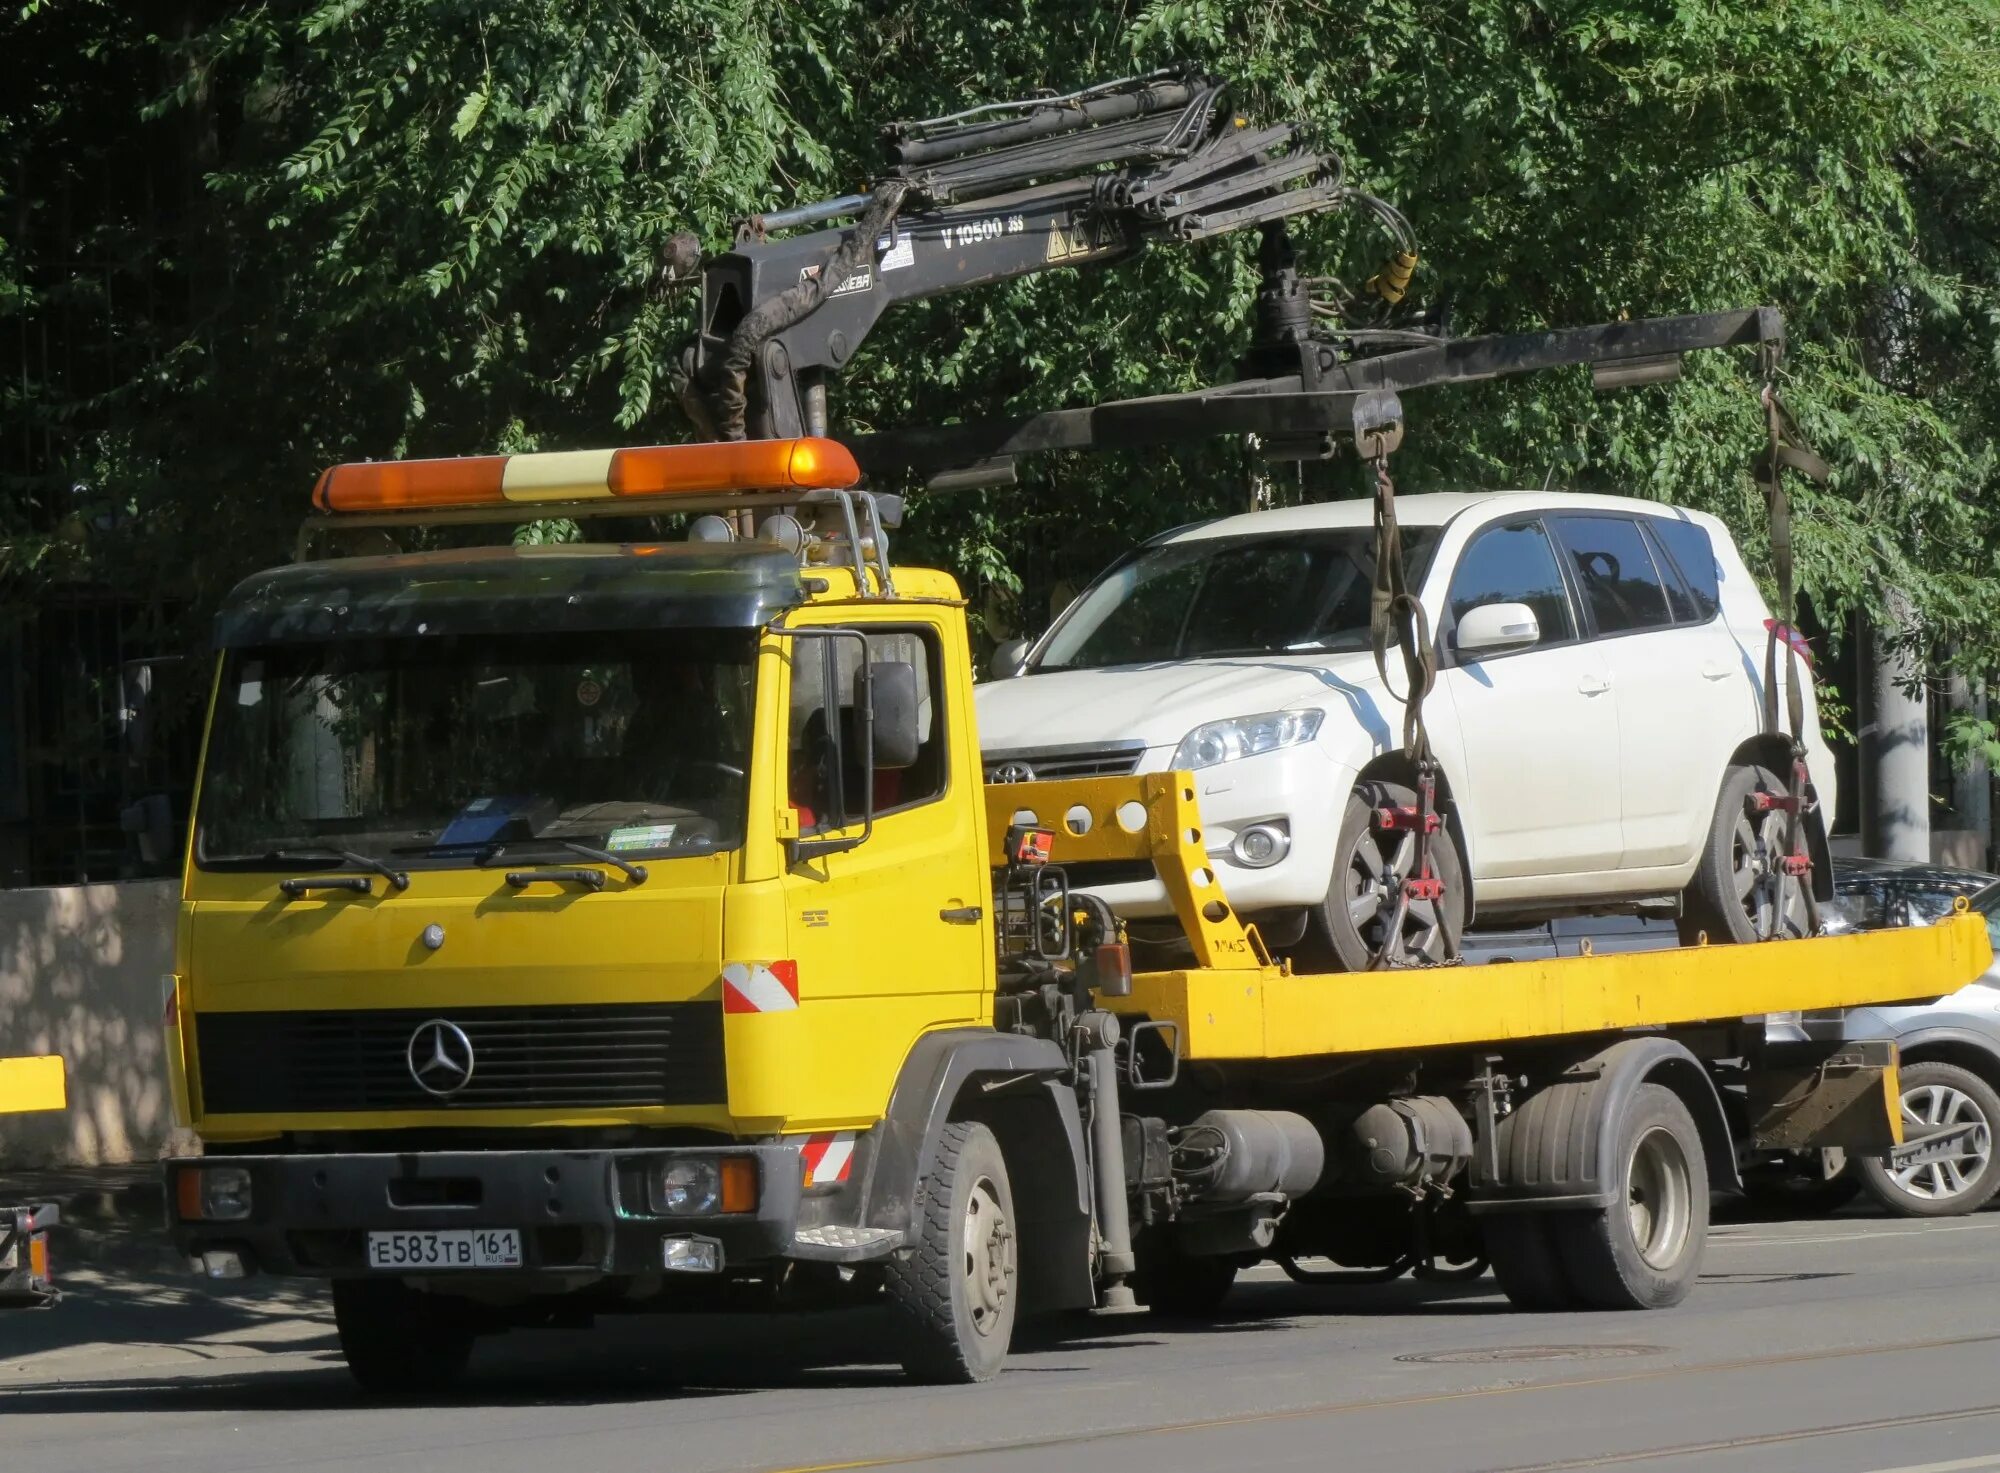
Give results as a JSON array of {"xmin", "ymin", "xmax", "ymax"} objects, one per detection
[
  {"xmin": 1, "ymin": 1053, "xmax": 65, "ymax": 1307},
  {"xmin": 160, "ymin": 437, "xmax": 1988, "ymax": 1392}
]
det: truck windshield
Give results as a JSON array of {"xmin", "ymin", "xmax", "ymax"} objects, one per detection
[
  {"xmin": 196, "ymin": 628, "xmax": 756, "ymax": 868},
  {"xmin": 1033, "ymin": 526, "xmax": 1439, "ymax": 672}
]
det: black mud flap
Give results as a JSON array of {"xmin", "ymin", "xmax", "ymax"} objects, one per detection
[{"xmin": 1747, "ymin": 1039, "xmax": 1900, "ymax": 1154}]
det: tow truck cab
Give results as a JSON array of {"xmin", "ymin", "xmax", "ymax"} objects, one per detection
[{"xmin": 169, "ymin": 519, "xmax": 1019, "ymax": 1288}]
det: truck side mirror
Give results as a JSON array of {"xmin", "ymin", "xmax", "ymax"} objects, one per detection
[
  {"xmin": 990, "ymin": 637, "xmax": 1032, "ymax": 679},
  {"xmin": 860, "ymin": 661, "xmax": 922, "ymax": 769}
]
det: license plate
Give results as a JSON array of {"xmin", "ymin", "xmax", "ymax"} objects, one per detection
[{"xmin": 366, "ymin": 1229, "xmax": 521, "ymax": 1270}]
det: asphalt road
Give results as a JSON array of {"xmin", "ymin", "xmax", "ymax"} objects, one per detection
[{"xmin": 7, "ymin": 1208, "xmax": 2000, "ymax": 1473}]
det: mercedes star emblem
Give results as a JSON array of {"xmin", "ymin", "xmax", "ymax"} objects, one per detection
[
  {"xmin": 406, "ymin": 1019, "xmax": 475, "ymax": 1098},
  {"xmin": 991, "ymin": 760, "xmax": 1037, "ymax": 783}
]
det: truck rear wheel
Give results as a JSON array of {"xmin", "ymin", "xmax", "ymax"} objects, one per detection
[
  {"xmin": 1483, "ymin": 1213, "xmax": 1576, "ymax": 1311},
  {"xmin": 1555, "ymin": 1084, "xmax": 1708, "ymax": 1309},
  {"xmin": 332, "ymin": 1279, "xmax": 475, "ymax": 1395},
  {"xmin": 885, "ymin": 1119, "xmax": 1018, "ymax": 1383}
]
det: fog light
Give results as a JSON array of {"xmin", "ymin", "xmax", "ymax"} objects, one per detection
[
  {"xmin": 650, "ymin": 1159, "xmax": 720, "ymax": 1216},
  {"xmin": 1231, "ymin": 823, "xmax": 1291, "ymax": 869},
  {"xmin": 179, "ymin": 1166, "xmax": 253, "ymax": 1223},
  {"xmin": 662, "ymin": 1235, "xmax": 722, "ymax": 1273},
  {"xmin": 200, "ymin": 1249, "xmax": 247, "ymax": 1280}
]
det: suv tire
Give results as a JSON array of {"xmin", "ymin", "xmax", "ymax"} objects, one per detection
[{"xmin": 1314, "ymin": 779, "xmax": 1467, "ymax": 970}]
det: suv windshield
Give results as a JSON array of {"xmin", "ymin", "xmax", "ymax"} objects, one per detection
[
  {"xmin": 1034, "ymin": 526, "xmax": 1439, "ymax": 672},
  {"xmin": 197, "ymin": 628, "xmax": 756, "ymax": 868}
]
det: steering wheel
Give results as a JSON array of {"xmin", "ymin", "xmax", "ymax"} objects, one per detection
[{"xmin": 1576, "ymin": 549, "xmax": 1641, "ymax": 626}]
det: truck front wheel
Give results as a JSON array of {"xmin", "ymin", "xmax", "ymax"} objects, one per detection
[
  {"xmin": 885, "ymin": 1119, "xmax": 1019, "ymax": 1383},
  {"xmin": 332, "ymin": 1279, "xmax": 475, "ymax": 1395}
]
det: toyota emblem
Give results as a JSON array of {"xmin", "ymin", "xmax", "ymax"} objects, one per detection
[
  {"xmin": 990, "ymin": 760, "xmax": 1037, "ymax": 784},
  {"xmin": 406, "ymin": 1019, "xmax": 475, "ymax": 1098}
]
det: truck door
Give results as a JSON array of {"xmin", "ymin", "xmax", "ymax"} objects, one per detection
[{"xmin": 775, "ymin": 619, "xmax": 990, "ymax": 1121}]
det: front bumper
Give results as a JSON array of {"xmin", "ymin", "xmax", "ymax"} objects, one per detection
[
  {"xmin": 1072, "ymin": 748, "xmax": 1347, "ymax": 918},
  {"xmin": 166, "ymin": 1146, "xmax": 805, "ymax": 1280}
]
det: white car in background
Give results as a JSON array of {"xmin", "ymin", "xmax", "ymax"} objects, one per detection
[{"xmin": 975, "ymin": 491, "xmax": 1836, "ymax": 968}]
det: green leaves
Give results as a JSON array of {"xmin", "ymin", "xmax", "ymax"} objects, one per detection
[{"xmin": 7, "ymin": 0, "xmax": 2000, "ymax": 710}]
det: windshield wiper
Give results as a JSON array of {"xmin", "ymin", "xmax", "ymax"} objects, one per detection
[
  {"xmin": 270, "ymin": 847, "xmax": 410, "ymax": 893},
  {"xmin": 477, "ymin": 839, "xmax": 648, "ymax": 886}
]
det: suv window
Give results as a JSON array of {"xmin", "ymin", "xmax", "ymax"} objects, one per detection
[
  {"xmin": 789, "ymin": 627, "xmax": 947, "ymax": 832},
  {"xmin": 1549, "ymin": 515, "xmax": 1674, "ymax": 636},
  {"xmin": 1649, "ymin": 517, "xmax": 1722, "ymax": 621},
  {"xmin": 1446, "ymin": 520, "xmax": 1578, "ymax": 647}
]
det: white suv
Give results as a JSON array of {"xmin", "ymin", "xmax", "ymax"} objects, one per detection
[{"xmin": 975, "ymin": 492, "xmax": 1836, "ymax": 967}]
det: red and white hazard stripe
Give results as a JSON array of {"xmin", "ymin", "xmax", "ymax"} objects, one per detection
[
  {"xmin": 800, "ymin": 1132, "xmax": 856, "ymax": 1188},
  {"xmin": 721, "ymin": 960, "xmax": 799, "ymax": 1014}
]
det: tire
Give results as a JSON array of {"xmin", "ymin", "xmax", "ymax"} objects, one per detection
[
  {"xmin": 884, "ymin": 1119, "xmax": 1019, "ymax": 1383},
  {"xmin": 1483, "ymin": 1213, "xmax": 1576, "ymax": 1311},
  {"xmin": 332, "ymin": 1279, "xmax": 475, "ymax": 1396},
  {"xmin": 1555, "ymin": 1084, "xmax": 1709, "ymax": 1310},
  {"xmin": 1857, "ymin": 1061, "xmax": 2000, "ymax": 1218},
  {"xmin": 1684, "ymin": 763, "xmax": 1813, "ymax": 944},
  {"xmin": 1313, "ymin": 779, "xmax": 1468, "ymax": 971},
  {"xmin": 1134, "ymin": 1234, "xmax": 1238, "ymax": 1317}
]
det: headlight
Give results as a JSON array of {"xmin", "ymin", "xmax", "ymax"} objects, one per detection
[
  {"xmin": 176, "ymin": 1165, "xmax": 253, "ymax": 1222},
  {"xmin": 650, "ymin": 1160, "xmax": 721, "ymax": 1215},
  {"xmin": 1171, "ymin": 710, "xmax": 1324, "ymax": 770}
]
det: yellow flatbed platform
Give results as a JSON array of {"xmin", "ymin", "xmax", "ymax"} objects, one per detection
[{"xmin": 989, "ymin": 774, "xmax": 1994, "ymax": 1062}]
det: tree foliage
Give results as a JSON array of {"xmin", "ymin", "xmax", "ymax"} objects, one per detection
[{"xmin": 4, "ymin": 0, "xmax": 1999, "ymax": 678}]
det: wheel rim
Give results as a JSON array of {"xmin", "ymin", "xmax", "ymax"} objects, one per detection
[
  {"xmin": 961, "ymin": 1175, "xmax": 1015, "ymax": 1338},
  {"xmin": 1888, "ymin": 1085, "xmax": 1994, "ymax": 1201},
  {"xmin": 1627, "ymin": 1126, "xmax": 1693, "ymax": 1271},
  {"xmin": 1728, "ymin": 786, "xmax": 1810, "ymax": 940},
  {"xmin": 1344, "ymin": 825, "xmax": 1449, "ymax": 965}
]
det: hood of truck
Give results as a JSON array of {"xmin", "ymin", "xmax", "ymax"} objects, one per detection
[
  {"xmin": 974, "ymin": 651, "xmax": 1388, "ymax": 755},
  {"xmin": 181, "ymin": 855, "xmax": 732, "ymax": 1132}
]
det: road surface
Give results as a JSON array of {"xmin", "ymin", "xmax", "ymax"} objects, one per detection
[{"xmin": 6, "ymin": 1208, "xmax": 2000, "ymax": 1473}]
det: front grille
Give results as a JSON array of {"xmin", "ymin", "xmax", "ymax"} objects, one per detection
[
  {"xmin": 196, "ymin": 1003, "xmax": 724, "ymax": 1114},
  {"xmin": 984, "ymin": 741, "xmax": 1145, "ymax": 782}
]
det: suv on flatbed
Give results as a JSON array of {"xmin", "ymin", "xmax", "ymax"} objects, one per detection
[{"xmin": 978, "ymin": 491, "xmax": 1836, "ymax": 965}]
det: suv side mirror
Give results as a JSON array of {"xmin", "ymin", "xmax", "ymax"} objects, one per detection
[
  {"xmin": 990, "ymin": 636, "xmax": 1032, "ymax": 679},
  {"xmin": 1455, "ymin": 602, "xmax": 1541, "ymax": 658},
  {"xmin": 860, "ymin": 661, "xmax": 922, "ymax": 770}
]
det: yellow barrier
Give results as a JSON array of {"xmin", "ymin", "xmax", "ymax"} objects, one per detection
[{"xmin": 0, "ymin": 1055, "xmax": 67, "ymax": 1115}]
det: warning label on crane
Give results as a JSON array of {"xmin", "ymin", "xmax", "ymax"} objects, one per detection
[{"xmin": 1045, "ymin": 211, "xmax": 1121, "ymax": 264}]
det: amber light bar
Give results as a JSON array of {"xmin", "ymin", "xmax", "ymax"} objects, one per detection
[{"xmin": 311, "ymin": 437, "xmax": 861, "ymax": 513}]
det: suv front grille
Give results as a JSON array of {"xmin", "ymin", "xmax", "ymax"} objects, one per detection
[
  {"xmin": 984, "ymin": 742, "xmax": 1145, "ymax": 782},
  {"xmin": 195, "ymin": 1003, "xmax": 724, "ymax": 1114}
]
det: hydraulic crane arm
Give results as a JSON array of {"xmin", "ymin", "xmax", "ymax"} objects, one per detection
[{"xmin": 684, "ymin": 70, "xmax": 1407, "ymax": 442}]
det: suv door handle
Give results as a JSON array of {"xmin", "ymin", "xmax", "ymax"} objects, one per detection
[
  {"xmin": 1700, "ymin": 661, "xmax": 1734, "ymax": 681},
  {"xmin": 1577, "ymin": 675, "xmax": 1612, "ymax": 696},
  {"xmin": 940, "ymin": 906, "xmax": 984, "ymax": 925}
]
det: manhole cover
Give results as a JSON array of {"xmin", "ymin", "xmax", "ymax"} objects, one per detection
[{"xmin": 1396, "ymin": 1344, "xmax": 1664, "ymax": 1365}]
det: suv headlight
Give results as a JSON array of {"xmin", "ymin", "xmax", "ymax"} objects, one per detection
[{"xmin": 1171, "ymin": 710, "xmax": 1324, "ymax": 770}]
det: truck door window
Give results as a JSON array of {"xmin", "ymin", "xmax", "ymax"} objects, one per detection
[
  {"xmin": 1446, "ymin": 520, "xmax": 1578, "ymax": 645},
  {"xmin": 789, "ymin": 628, "xmax": 947, "ymax": 833}
]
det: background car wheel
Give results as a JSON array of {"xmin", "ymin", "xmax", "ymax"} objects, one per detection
[
  {"xmin": 1684, "ymin": 763, "xmax": 1813, "ymax": 944},
  {"xmin": 1857, "ymin": 1062, "xmax": 2000, "ymax": 1218},
  {"xmin": 1313, "ymin": 779, "xmax": 1467, "ymax": 971}
]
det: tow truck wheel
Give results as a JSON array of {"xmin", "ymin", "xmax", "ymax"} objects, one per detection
[
  {"xmin": 885, "ymin": 1119, "xmax": 1019, "ymax": 1384},
  {"xmin": 1857, "ymin": 1062, "xmax": 2000, "ymax": 1217},
  {"xmin": 1555, "ymin": 1084, "xmax": 1708, "ymax": 1309},
  {"xmin": 1483, "ymin": 1214, "xmax": 1576, "ymax": 1311},
  {"xmin": 1315, "ymin": 779, "xmax": 1467, "ymax": 971},
  {"xmin": 332, "ymin": 1279, "xmax": 475, "ymax": 1395},
  {"xmin": 1685, "ymin": 763, "xmax": 1813, "ymax": 944}
]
